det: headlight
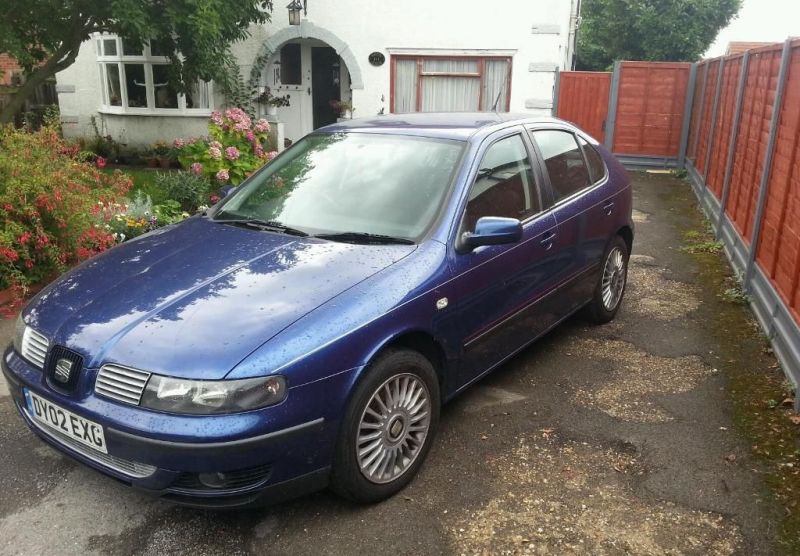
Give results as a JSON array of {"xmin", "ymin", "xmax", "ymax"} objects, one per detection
[
  {"xmin": 139, "ymin": 374, "xmax": 287, "ymax": 415},
  {"xmin": 13, "ymin": 313, "xmax": 26, "ymax": 353}
]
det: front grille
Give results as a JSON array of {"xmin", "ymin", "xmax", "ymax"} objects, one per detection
[
  {"xmin": 170, "ymin": 463, "xmax": 273, "ymax": 493},
  {"xmin": 45, "ymin": 345, "xmax": 83, "ymax": 392},
  {"xmin": 25, "ymin": 406, "xmax": 157, "ymax": 478},
  {"xmin": 95, "ymin": 364, "xmax": 150, "ymax": 405},
  {"xmin": 21, "ymin": 327, "xmax": 49, "ymax": 369}
]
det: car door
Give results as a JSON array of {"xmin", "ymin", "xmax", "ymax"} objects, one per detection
[
  {"xmin": 528, "ymin": 128, "xmax": 615, "ymax": 311},
  {"xmin": 440, "ymin": 130, "xmax": 561, "ymax": 389}
]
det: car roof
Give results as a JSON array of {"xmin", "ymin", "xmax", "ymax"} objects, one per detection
[{"xmin": 318, "ymin": 112, "xmax": 570, "ymax": 141}]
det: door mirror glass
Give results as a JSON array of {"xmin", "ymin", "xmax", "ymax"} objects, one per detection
[{"xmin": 463, "ymin": 216, "xmax": 522, "ymax": 250}]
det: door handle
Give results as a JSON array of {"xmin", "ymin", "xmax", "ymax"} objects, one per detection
[
  {"xmin": 602, "ymin": 201, "xmax": 615, "ymax": 215},
  {"xmin": 540, "ymin": 231, "xmax": 556, "ymax": 250}
]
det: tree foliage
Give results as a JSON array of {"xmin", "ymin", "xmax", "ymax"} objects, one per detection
[
  {"xmin": 0, "ymin": 0, "xmax": 273, "ymax": 123},
  {"xmin": 576, "ymin": 0, "xmax": 742, "ymax": 71}
]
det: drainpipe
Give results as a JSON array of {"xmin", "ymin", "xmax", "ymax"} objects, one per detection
[{"xmin": 566, "ymin": 0, "xmax": 582, "ymax": 70}]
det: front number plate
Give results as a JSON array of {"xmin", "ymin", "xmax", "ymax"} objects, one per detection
[{"xmin": 25, "ymin": 390, "xmax": 107, "ymax": 454}]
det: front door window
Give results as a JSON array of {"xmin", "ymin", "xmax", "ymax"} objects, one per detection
[{"xmin": 464, "ymin": 134, "xmax": 541, "ymax": 231}]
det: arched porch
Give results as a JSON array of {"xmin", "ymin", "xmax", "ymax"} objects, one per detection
[{"xmin": 251, "ymin": 22, "xmax": 363, "ymax": 142}]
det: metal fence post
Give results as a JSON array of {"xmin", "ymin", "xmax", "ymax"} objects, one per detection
[
  {"xmin": 552, "ymin": 70, "xmax": 561, "ymax": 118},
  {"xmin": 702, "ymin": 58, "xmax": 726, "ymax": 181},
  {"xmin": 716, "ymin": 51, "xmax": 751, "ymax": 240},
  {"xmin": 744, "ymin": 39, "xmax": 793, "ymax": 290},
  {"xmin": 677, "ymin": 63, "xmax": 698, "ymax": 169},
  {"xmin": 604, "ymin": 61, "xmax": 622, "ymax": 151}
]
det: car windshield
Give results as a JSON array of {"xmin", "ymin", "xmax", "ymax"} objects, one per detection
[{"xmin": 213, "ymin": 132, "xmax": 465, "ymax": 241}]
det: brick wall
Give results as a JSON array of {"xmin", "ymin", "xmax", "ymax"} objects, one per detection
[{"xmin": 0, "ymin": 54, "xmax": 23, "ymax": 86}]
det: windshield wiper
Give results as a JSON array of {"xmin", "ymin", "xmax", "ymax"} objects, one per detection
[
  {"xmin": 214, "ymin": 217, "xmax": 309, "ymax": 237},
  {"xmin": 314, "ymin": 231, "xmax": 415, "ymax": 245}
]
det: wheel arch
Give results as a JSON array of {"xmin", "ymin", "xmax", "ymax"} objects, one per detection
[
  {"xmin": 360, "ymin": 329, "xmax": 449, "ymax": 398},
  {"xmin": 617, "ymin": 225, "xmax": 634, "ymax": 255}
]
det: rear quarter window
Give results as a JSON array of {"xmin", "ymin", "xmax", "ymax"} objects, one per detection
[{"xmin": 578, "ymin": 136, "xmax": 607, "ymax": 183}]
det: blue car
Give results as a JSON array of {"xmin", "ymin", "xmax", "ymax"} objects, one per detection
[{"xmin": 3, "ymin": 113, "xmax": 632, "ymax": 508}]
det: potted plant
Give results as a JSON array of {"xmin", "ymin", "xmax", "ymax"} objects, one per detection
[
  {"xmin": 255, "ymin": 87, "xmax": 291, "ymax": 116},
  {"xmin": 152, "ymin": 141, "xmax": 172, "ymax": 169},
  {"xmin": 142, "ymin": 146, "xmax": 159, "ymax": 168},
  {"xmin": 330, "ymin": 99, "xmax": 354, "ymax": 120}
]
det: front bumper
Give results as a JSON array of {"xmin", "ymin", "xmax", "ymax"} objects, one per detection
[{"xmin": 3, "ymin": 347, "xmax": 359, "ymax": 508}]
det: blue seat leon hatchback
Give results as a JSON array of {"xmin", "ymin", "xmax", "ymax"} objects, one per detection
[{"xmin": 3, "ymin": 113, "xmax": 632, "ymax": 508}]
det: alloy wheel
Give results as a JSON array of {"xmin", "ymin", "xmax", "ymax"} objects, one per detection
[
  {"xmin": 356, "ymin": 373, "xmax": 431, "ymax": 484},
  {"xmin": 601, "ymin": 246, "xmax": 626, "ymax": 311}
]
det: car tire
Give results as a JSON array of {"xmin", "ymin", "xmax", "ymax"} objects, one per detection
[
  {"xmin": 330, "ymin": 349, "xmax": 440, "ymax": 503},
  {"xmin": 585, "ymin": 235, "xmax": 629, "ymax": 324}
]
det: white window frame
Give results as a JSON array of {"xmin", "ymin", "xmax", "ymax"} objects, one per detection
[{"xmin": 94, "ymin": 35, "xmax": 213, "ymax": 116}]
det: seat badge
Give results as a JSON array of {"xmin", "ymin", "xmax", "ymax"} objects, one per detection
[
  {"xmin": 54, "ymin": 358, "xmax": 74, "ymax": 383},
  {"xmin": 436, "ymin": 297, "xmax": 449, "ymax": 310}
]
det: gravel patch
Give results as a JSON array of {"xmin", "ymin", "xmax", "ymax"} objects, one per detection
[
  {"xmin": 450, "ymin": 434, "xmax": 742, "ymax": 555},
  {"xmin": 572, "ymin": 339, "xmax": 713, "ymax": 423},
  {"xmin": 626, "ymin": 257, "xmax": 701, "ymax": 320},
  {"xmin": 632, "ymin": 209, "xmax": 651, "ymax": 223}
]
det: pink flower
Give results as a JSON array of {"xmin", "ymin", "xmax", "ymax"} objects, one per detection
[
  {"xmin": 224, "ymin": 108, "xmax": 252, "ymax": 131},
  {"xmin": 254, "ymin": 118, "xmax": 271, "ymax": 133},
  {"xmin": 210, "ymin": 194, "xmax": 221, "ymax": 204},
  {"xmin": 245, "ymin": 130, "xmax": 255, "ymax": 142},
  {"xmin": 208, "ymin": 146, "xmax": 222, "ymax": 160},
  {"xmin": 267, "ymin": 150, "xmax": 279, "ymax": 160},
  {"xmin": 224, "ymin": 146, "xmax": 240, "ymax": 161},
  {"xmin": 253, "ymin": 144, "xmax": 264, "ymax": 157},
  {"xmin": 215, "ymin": 169, "xmax": 230, "ymax": 182},
  {"xmin": 209, "ymin": 140, "xmax": 222, "ymax": 149},
  {"xmin": 190, "ymin": 162, "xmax": 203, "ymax": 175},
  {"xmin": 95, "ymin": 156, "xmax": 107, "ymax": 168},
  {"xmin": 210, "ymin": 111, "xmax": 223, "ymax": 125},
  {"xmin": 173, "ymin": 138, "xmax": 186, "ymax": 149}
]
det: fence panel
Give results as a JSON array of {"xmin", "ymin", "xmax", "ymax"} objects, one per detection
[
  {"xmin": 693, "ymin": 59, "xmax": 721, "ymax": 176},
  {"xmin": 706, "ymin": 55, "xmax": 744, "ymax": 199},
  {"xmin": 612, "ymin": 62, "xmax": 691, "ymax": 157},
  {"xmin": 725, "ymin": 45, "xmax": 785, "ymax": 243},
  {"xmin": 755, "ymin": 41, "xmax": 800, "ymax": 321},
  {"xmin": 555, "ymin": 71, "xmax": 611, "ymax": 141}
]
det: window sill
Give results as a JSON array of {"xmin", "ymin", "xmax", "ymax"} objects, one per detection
[{"xmin": 98, "ymin": 107, "xmax": 212, "ymax": 118}]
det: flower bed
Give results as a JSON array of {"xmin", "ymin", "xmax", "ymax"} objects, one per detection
[
  {"xmin": 0, "ymin": 125, "xmax": 132, "ymax": 305},
  {"xmin": 1, "ymin": 108, "xmax": 281, "ymax": 314}
]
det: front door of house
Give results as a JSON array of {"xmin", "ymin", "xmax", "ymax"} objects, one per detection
[{"xmin": 312, "ymin": 47, "xmax": 340, "ymax": 129}]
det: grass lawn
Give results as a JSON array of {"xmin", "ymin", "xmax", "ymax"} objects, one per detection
[{"xmin": 100, "ymin": 166, "xmax": 177, "ymax": 205}]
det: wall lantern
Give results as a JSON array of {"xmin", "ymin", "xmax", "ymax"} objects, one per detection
[{"xmin": 287, "ymin": 0, "xmax": 306, "ymax": 25}]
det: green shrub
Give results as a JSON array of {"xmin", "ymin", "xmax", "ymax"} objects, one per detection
[
  {"xmin": 153, "ymin": 171, "xmax": 215, "ymax": 211},
  {"xmin": 0, "ymin": 125, "xmax": 131, "ymax": 295}
]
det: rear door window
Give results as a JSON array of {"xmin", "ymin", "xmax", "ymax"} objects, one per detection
[{"xmin": 531, "ymin": 130, "xmax": 591, "ymax": 203}]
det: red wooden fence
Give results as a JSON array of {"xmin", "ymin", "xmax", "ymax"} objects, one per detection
[
  {"xmin": 705, "ymin": 55, "xmax": 744, "ymax": 198},
  {"xmin": 555, "ymin": 71, "xmax": 611, "ymax": 141},
  {"xmin": 753, "ymin": 41, "xmax": 800, "ymax": 319},
  {"xmin": 685, "ymin": 39, "xmax": 800, "ymax": 392},
  {"xmin": 556, "ymin": 62, "xmax": 691, "ymax": 158},
  {"xmin": 612, "ymin": 62, "xmax": 691, "ymax": 157},
  {"xmin": 556, "ymin": 40, "xmax": 800, "ymax": 393}
]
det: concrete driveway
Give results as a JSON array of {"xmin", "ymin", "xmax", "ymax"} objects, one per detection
[{"xmin": 0, "ymin": 174, "xmax": 782, "ymax": 555}]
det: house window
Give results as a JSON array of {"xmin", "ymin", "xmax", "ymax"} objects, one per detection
[
  {"xmin": 391, "ymin": 55, "xmax": 512, "ymax": 113},
  {"xmin": 95, "ymin": 36, "xmax": 213, "ymax": 115}
]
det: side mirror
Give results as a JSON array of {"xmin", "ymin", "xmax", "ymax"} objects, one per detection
[{"xmin": 462, "ymin": 216, "xmax": 522, "ymax": 251}]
